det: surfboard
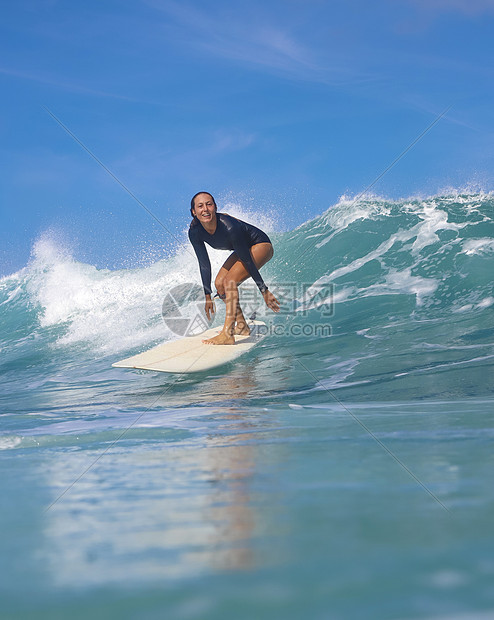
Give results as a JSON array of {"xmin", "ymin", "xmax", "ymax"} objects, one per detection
[{"xmin": 112, "ymin": 320, "xmax": 267, "ymax": 374}]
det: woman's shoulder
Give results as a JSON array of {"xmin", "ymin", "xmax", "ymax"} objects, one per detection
[
  {"xmin": 218, "ymin": 212, "xmax": 241, "ymax": 229},
  {"xmin": 188, "ymin": 218, "xmax": 201, "ymax": 238}
]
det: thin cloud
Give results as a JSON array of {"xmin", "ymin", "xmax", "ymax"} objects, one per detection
[
  {"xmin": 148, "ymin": 0, "xmax": 313, "ymax": 70},
  {"xmin": 106, "ymin": 129, "xmax": 258, "ymax": 191},
  {"xmin": 0, "ymin": 66, "xmax": 164, "ymax": 106},
  {"xmin": 408, "ymin": 0, "xmax": 494, "ymax": 16},
  {"xmin": 123, "ymin": 129, "xmax": 257, "ymax": 169},
  {"xmin": 144, "ymin": 0, "xmax": 370, "ymax": 86}
]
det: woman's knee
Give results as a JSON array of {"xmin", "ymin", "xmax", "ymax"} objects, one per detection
[{"xmin": 215, "ymin": 273, "xmax": 225, "ymax": 293}]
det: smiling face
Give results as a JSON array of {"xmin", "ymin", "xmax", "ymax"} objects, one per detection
[{"xmin": 191, "ymin": 193, "xmax": 217, "ymax": 227}]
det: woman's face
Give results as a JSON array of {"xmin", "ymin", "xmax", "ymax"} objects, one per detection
[{"xmin": 192, "ymin": 193, "xmax": 217, "ymax": 225}]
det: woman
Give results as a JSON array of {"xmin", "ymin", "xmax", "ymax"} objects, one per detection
[{"xmin": 188, "ymin": 191, "xmax": 279, "ymax": 345}]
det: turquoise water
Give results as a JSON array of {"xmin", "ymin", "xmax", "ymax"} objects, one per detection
[{"xmin": 1, "ymin": 194, "xmax": 494, "ymax": 619}]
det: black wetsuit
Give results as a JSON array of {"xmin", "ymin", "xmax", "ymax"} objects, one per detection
[{"xmin": 188, "ymin": 213, "xmax": 271, "ymax": 296}]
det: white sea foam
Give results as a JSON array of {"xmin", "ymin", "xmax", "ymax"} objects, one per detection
[
  {"xmin": 24, "ymin": 203, "xmax": 279, "ymax": 355},
  {"xmin": 324, "ymin": 199, "xmax": 464, "ymax": 252},
  {"xmin": 309, "ymin": 225, "xmax": 440, "ymax": 306},
  {"xmin": 314, "ymin": 194, "xmax": 392, "ymax": 248},
  {"xmin": 462, "ymin": 238, "xmax": 494, "ymax": 256},
  {"xmin": 478, "ymin": 297, "xmax": 494, "ymax": 308},
  {"xmin": 453, "ymin": 296, "xmax": 494, "ymax": 314},
  {"xmin": 220, "ymin": 199, "xmax": 278, "ymax": 234},
  {"xmin": 410, "ymin": 203, "xmax": 464, "ymax": 253},
  {"xmin": 313, "ymin": 269, "xmax": 439, "ymax": 308},
  {"xmin": 296, "ymin": 195, "xmax": 481, "ymax": 310},
  {"xmin": 316, "ymin": 356, "xmax": 372, "ymax": 390},
  {"xmin": 0, "ymin": 283, "xmax": 23, "ymax": 306},
  {"xmin": 0, "ymin": 436, "xmax": 22, "ymax": 450},
  {"xmin": 25, "ymin": 234, "xmax": 220, "ymax": 354},
  {"xmin": 363, "ymin": 268, "xmax": 439, "ymax": 306}
]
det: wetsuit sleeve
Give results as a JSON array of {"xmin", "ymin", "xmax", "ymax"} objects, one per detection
[
  {"xmin": 228, "ymin": 220, "xmax": 268, "ymax": 293},
  {"xmin": 188, "ymin": 228, "xmax": 212, "ymax": 296}
]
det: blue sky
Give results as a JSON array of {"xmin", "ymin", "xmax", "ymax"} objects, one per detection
[{"xmin": 1, "ymin": 0, "xmax": 494, "ymax": 275}]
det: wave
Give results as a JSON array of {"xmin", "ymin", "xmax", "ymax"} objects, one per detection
[{"xmin": 1, "ymin": 192, "xmax": 493, "ymax": 400}]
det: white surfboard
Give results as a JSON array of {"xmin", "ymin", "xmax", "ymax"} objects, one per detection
[{"xmin": 112, "ymin": 320, "xmax": 267, "ymax": 374}]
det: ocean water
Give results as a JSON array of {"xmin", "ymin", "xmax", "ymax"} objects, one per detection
[{"xmin": 1, "ymin": 193, "xmax": 493, "ymax": 619}]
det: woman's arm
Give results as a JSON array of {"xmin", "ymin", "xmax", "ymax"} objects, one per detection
[
  {"xmin": 189, "ymin": 229, "xmax": 216, "ymax": 319},
  {"xmin": 188, "ymin": 228, "xmax": 212, "ymax": 296}
]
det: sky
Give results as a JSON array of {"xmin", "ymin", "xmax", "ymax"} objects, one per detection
[{"xmin": 1, "ymin": 0, "xmax": 494, "ymax": 276}]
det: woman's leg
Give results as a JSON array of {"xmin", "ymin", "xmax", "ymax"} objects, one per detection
[
  {"xmin": 214, "ymin": 255, "xmax": 249, "ymax": 335},
  {"xmin": 203, "ymin": 243, "xmax": 274, "ymax": 345}
]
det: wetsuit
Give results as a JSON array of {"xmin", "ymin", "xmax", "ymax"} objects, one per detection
[{"xmin": 188, "ymin": 213, "xmax": 271, "ymax": 296}]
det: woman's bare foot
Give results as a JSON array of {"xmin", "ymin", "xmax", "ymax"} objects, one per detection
[
  {"xmin": 202, "ymin": 331, "xmax": 235, "ymax": 345},
  {"xmin": 234, "ymin": 322, "xmax": 251, "ymax": 336}
]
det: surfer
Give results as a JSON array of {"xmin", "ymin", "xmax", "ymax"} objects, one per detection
[{"xmin": 189, "ymin": 191, "xmax": 280, "ymax": 345}]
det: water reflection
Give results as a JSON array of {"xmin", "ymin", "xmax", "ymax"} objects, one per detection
[
  {"xmin": 41, "ymin": 403, "xmax": 278, "ymax": 586},
  {"xmin": 119, "ymin": 346, "xmax": 294, "ymax": 409},
  {"xmin": 200, "ymin": 413, "xmax": 261, "ymax": 572}
]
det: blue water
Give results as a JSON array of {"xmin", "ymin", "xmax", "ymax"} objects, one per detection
[{"xmin": 1, "ymin": 193, "xmax": 494, "ymax": 619}]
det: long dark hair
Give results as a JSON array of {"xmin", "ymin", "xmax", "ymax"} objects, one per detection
[{"xmin": 190, "ymin": 192, "xmax": 217, "ymax": 218}]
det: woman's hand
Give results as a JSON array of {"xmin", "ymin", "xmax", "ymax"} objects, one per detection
[
  {"xmin": 263, "ymin": 289, "xmax": 280, "ymax": 313},
  {"xmin": 204, "ymin": 296, "xmax": 215, "ymax": 320}
]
